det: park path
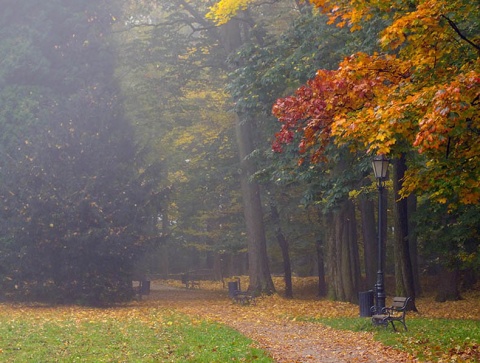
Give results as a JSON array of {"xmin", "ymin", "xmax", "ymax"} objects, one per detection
[{"xmin": 143, "ymin": 283, "xmax": 417, "ymax": 363}]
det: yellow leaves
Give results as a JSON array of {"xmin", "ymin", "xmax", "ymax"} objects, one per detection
[
  {"xmin": 379, "ymin": 0, "xmax": 443, "ymax": 51},
  {"xmin": 270, "ymin": 1, "xmax": 479, "ymax": 206},
  {"xmin": 206, "ymin": 0, "xmax": 253, "ymax": 25},
  {"xmin": 375, "ymin": 132, "xmax": 386, "ymax": 142}
]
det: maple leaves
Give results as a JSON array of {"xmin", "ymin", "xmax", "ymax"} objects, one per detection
[
  {"xmin": 272, "ymin": 53, "xmax": 412, "ymax": 159},
  {"xmin": 271, "ymin": 0, "xmax": 480, "ymax": 206},
  {"xmin": 207, "ymin": 0, "xmax": 480, "ymax": 204},
  {"xmin": 414, "ymin": 71, "xmax": 479, "ymax": 152}
]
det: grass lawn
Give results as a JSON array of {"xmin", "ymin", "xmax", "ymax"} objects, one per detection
[
  {"xmin": 0, "ymin": 305, "xmax": 273, "ymax": 362},
  {"xmin": 316, "ymin": 316, "xmax": 480, "ymax": 362}
]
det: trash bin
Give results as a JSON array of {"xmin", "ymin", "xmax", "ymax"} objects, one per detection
[
  {"xmin": 359, "ymin": 290, "xmax": 374, "ymax": 317},
  {"xmin": 228, "ymin": 281, "xmax": 239, "ymax": 298},
  {"xmin": 140, "ymin": 280, "xmax": 151, "ymax": 295}
]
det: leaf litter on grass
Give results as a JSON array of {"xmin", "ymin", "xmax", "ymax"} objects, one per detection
[
  {"xmin": 0, "ymin": 277, "xmax": 478, "ymax": 362},
  {"xmin": 152, "ymin": 278, "xmax": 479, "ymax": 362}
]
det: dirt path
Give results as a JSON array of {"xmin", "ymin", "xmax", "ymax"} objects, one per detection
[{"xmin": 143, "ymin": 283, "xmax": 417, "ymax": 363}]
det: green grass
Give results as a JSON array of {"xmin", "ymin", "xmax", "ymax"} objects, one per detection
[
  {"xmin": 316, "ymin": 317, "xmax": 480, "ymax": 362},
  {"xmin": 0, "ymin": 310, "xmax": 273, "ymax": 362}
]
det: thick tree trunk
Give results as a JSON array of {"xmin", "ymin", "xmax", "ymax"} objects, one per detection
[
  {"xmin": 393, "ymin": 154, "xmax": 418, "ymax": 311},
  {"xmin": 270, "ymin": 203, "xmax": 293, "ymax": 298},
  {"xmin": 326, "ymin": 198, "xmax": 361, "ymax": 303},
  {"xmin": 216, "ymin": 18, "xmax": 274, "ymax": 295},
  {"xmin": 236, "ymin": 113, "xmax": 275, "ymax": 294},
  {"xmin": 435, "ymin": 266, "xmax": 462, "ymax": 302},
  {"xmin": 359, "ymin": 190, "xmax": 376, "ymax": 290}
]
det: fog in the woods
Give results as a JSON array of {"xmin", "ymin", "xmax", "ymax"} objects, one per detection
[{"xmin": 0, "ymin": 0, "xmax": 478, "ymax": 306}]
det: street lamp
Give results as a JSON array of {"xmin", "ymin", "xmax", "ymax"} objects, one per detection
[{"xmin": 372, "ymin": 154, "xmax": 389, "ymax": 311}]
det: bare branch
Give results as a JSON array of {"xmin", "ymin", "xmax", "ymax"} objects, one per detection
[{"xmin": 441, "ymin": 15, "xmax": 480, "ymax": 53}]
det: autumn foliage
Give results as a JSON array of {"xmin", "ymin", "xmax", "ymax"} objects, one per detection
[{"xmin": 271, "ymin": 0, "xmax": 480, "ymax": 206}]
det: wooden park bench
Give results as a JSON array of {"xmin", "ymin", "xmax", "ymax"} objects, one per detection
[
  {"xmin": 132, "ymin": 279, "xmax": 151, "ymax": 299},
  {"xmin": 232, "ymin": 290, "xmax": 256, "ymax": 305},
  {"xmin": 372, "ymin": 296, "xmax": 411, "ymax": 331},
  {"xmin": 181, "ymin": 274, "xmax": 200, "ymax": 289}
]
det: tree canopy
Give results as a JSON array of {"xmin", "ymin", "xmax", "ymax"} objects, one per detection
[
  {"xmin": 0, "ymin": 0, "xmax": 157, "ymax": 305},
  {"xmin": 1, "ymin": 0, "xmax": 478, "ymax": 305},
  {"xmin": 271, "ymin": 0, "xmax": 479, "ymax": 207}
]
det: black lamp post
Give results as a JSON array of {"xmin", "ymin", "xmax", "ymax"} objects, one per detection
[{"xmin": 372, "ymin": 154, "xmax": 389, "ymax": 311}]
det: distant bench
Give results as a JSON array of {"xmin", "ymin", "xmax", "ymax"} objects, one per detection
[
  {"xmin": 178, "ymin": 269, "xmax": 217, "ymax": 289},
  {"xmin": 372, "ymin": 296, "xmax": 411, "ymax": 331},
  {"xmin": 132, "ymin": 279, "xmax": 151, "ymax": 299},
  {"xmin": 232, "ymin": 290, "xmax": 256, "ymax": 305},
  {"xmin": 181, "ymin": 274, "xmax": 200, "ymax": 289}
]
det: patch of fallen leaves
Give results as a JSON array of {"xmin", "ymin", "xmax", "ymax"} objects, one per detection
[
  {"xmin": 414, "ymin": 290, "xmax": 480, "ymax": 320},
  {"xmin": 153, "ymin": 277, "xmax": 479, "ymax": 362},
  {"xmin": 1, "ymin": 277, "xmax": 477, "ymax": 363},
  {"xmin": 143, "ymin": 287, "xmax": 415, "ymax": 362},
  {"xmin": 158, "ymin": 277, "xmax": 480, "ymax": 320},
  {"xmin": 0, "ymin": 303, "xmax": 172, "ymax": 328}
]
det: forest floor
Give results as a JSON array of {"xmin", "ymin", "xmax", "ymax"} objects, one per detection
[{"xmin": 141, "ymin": 278, "xmax": 480, "ymax": 362}]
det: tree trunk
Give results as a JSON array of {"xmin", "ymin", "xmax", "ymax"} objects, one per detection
[
  {"xmin": 270, "ymin": 203, "xmax": 293, "ymax": 298},
  {"xmin": 236, "ymin": 113, "xmax": 275, "ymax": 294},
  {"xmin": 326, "ymin": 198, "xmax": 361, "ymax": 303},
  {"xmin": 393, "ymin": 154, "xmax": 418, "ymax": 311},
  {"xmin": 217, "ymin": 18, "xmax": 274, "ymax": 295},
  {"xmin": 359, "ymin": 189, "xmax": 376, "ymax": 290},
  {"xmin": 435, "ymin": 266, "xmax": 462, "ymax": 302}
]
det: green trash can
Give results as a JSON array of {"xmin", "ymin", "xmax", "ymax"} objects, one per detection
[{"xmin": 228, "ymin": 281, "xmax": 239, "ymax": 298}]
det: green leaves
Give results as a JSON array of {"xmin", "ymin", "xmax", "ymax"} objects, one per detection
[{"xmin": 0, "ymin": 0, "xmax": 157, "ymax": 305}]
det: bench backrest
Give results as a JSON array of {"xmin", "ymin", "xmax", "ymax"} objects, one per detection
[{"xmin": 391, "ymin": 297, "xmax": 410, "ymax": 311}]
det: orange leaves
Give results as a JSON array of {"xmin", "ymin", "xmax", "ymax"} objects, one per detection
[
  {"xmin": 310, "ymin": 0, "xmax": 383, "ymax": 31},
  {"xmin": 273, "ymin": 53, "xmax": 412, "ymax": 158},
  {"xmin": 271, "ymin": 0, "xmax": 479, "ymax": 206},
  {"xmin": 413, "ymin": 69, "xmax": 479, "ymax": 163},
  {"xmin": 379, "ymin": 0, "xmax": 444, "ymax": 51}
]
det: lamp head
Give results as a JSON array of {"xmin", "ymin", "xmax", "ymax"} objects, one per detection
[{"xmin": 372, "ymin": 154, "xmax": 389, "ymax": 180}]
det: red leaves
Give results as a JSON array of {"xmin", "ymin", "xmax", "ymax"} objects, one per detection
[
  {"xmin": 272, "ymin": 53, "xmax": 411, "ymax": 160},
  {"xmin": 272, "ymin": 43, "xmax": 479, "ymax": 205},
  {"xmin": 271, "ymin": 69, "xmax": 338, "ymax": 160}
]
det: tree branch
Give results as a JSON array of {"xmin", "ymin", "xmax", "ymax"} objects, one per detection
[{"xmin": 441, "ymin": 15, "xmax": 480, "ymax": 53}]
